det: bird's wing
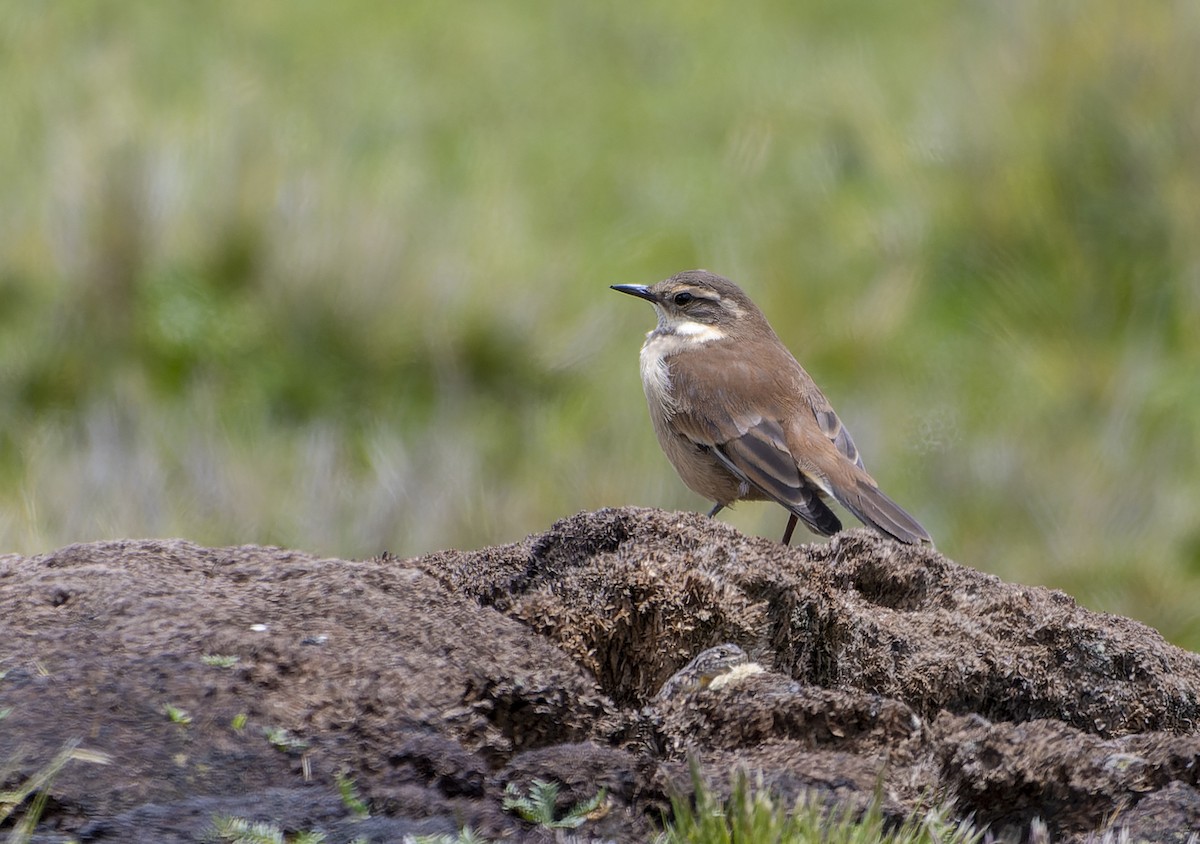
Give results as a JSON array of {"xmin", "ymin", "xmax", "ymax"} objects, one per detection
[
  {"xmin": 706, "ymin": 418, "xmax": 843, "ymax": 537},
  {"xmin": 667, "ymin": 342, "xmax": 931, "ymax": 544},
  {"xmin": 665, "ymin": 346, "xmax": 843, "ymax": 536},
  {"xmin": 803, "ymin": 390, "xmax": 865, "ymax": 470}
]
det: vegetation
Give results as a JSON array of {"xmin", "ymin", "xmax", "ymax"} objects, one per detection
[
  {"xmin": 1, "ymin": 4, "xmax": 1198, "ymax": 647},
  {"xmin": 263, "ymin": 726, "xmax": 308, "ymax": 755},
  {"xmin": 407, "ymin": 830, "xmax": 490, "ymax": 844},
  {"xmin": 661, "ymin": 768, "xmax": 982, "ymax": 844},
  {"xmin": 334, "ymin": 772, "xmax": 370, "ymax": 820},
  {"xmin": 163, "ymin": 702, "xmax": 193, "ymax": 725},
  {"xmin": 0, "ymin": 739, "xmax": 111, "ymax": 843},
  {"xmin": 202, "ymin": 654, "xmax": 241, "ymax": 669},
  {"xmin": 502, "ymin": 778, "xmax": 607, "ymax": 829},
  {"xmin": 204, "ymin": 814, "xmax": 344, "ymax": 844}
]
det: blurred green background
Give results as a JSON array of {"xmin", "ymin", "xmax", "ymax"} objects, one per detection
[{"xmin": 2, "ymin": 3, "xmax": 1198, "ymax": 646}]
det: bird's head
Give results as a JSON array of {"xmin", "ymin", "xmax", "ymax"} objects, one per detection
[{"xmin": 611, "ymin": 269, "xmax": 767, "ymax": 342}]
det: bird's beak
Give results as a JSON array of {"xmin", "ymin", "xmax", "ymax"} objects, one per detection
[{"xmin": 610, "ymin": 284, "xmax": 656, "ymax": 303}]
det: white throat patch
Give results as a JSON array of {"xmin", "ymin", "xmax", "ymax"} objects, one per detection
[{"xmin": 672, "ymin": 320, "xmax": 727, "ymax": 343}]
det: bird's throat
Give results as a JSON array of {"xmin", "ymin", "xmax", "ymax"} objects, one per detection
[{"xmin": 648, "ymin": 320, "xmax": 728, "ymax": 347}]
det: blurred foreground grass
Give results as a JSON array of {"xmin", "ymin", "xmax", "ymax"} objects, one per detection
[{"xmin": 2, "ymin": 3, "xmax": 1199, "ymax": 646}]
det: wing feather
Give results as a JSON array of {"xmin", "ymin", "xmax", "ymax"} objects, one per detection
[
  {"xmin": 707, "ymin": 440, "xmax": 842, "ymax": 537},
  {"xmin": 810, "ymin": 403, "xmax": 864, "ymax": 470}
]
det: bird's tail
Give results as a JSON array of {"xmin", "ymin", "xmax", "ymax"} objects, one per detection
[{"xmin": 833, "ymin": 478, "xmax": 932, "ymax": 546}]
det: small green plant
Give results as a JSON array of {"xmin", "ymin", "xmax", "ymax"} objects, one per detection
[
  {"xmin": 163, "ymin": 703, "xmax": 192, "ymax": 725},
  {"xmin": 661, "ymin": 765, "xmax": 984, "ymax": 844},
  {"xmin": 232, "ymin": 712, "xmax": 248, "ymax": 731},
  {"xmin": 206, "ymin": 813, "xmax": 327, "ymax": 843},
  {"xmin": 335, "ymin": 772, "xmax": 369, "ymax": 819},
  {"xmin": 502, "ymin": 778, "xmax": 606, "ymax": 830},
  {"xmin": 202, "ymin": 654, "xmax": 241, "ymax": 668},
  {"xmin": 407, "ymin": 828, "xmax": 489, "ymax": 844},
  {"xmin": 263, "ymin": 726, "xmax": 308, "ymax": 754}
]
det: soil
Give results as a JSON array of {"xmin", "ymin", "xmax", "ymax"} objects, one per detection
[{"xmin": 3, "ymin": 507, "xmax": 1200, "ymax": 842}]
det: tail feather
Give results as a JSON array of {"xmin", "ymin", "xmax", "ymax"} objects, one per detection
[
  {"xmin": 834, "ymin": 478, "xmax": 932, "ymax": 545},
  {"xmin": 784, "ymin": 485, "xmax": 843, "ymax": 537}
]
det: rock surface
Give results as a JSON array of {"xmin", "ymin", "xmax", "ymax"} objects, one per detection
[{"xmin": 3, "ymin": 507, "xmax": 1200, "ymax": 841}]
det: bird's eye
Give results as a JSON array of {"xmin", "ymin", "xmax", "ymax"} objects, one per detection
[{"xmin": 673, "ymin": 292, "xmax": 694, "ymax": 306}]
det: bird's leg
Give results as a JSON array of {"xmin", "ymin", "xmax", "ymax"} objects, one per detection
[
  {"xmin": 707, "ymin": 503, "xmax": 724, "ymax": 518},
  {"xmin": 781, "ymin": 514, "xmax": 798, "ymax": 545}
]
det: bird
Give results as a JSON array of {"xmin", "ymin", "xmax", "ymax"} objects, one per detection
[
  {"xmin": 611, "ymin": 269, "xmax": 931, "ymax": 546},
  {"xmin": 654, "ymin": 643, "xmax": 753, "ymax": 701}
]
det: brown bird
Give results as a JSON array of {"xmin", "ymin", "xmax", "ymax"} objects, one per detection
[
  {"xmin": 612, "ymin": 269, "xmax": 931, "ymax": 545},
  {"xmin": 654, "ymin": 643, "xmax": 752, "ymax": 702}
]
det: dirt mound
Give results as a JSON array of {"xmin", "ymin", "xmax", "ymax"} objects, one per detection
[{"xmin": 3, "ymin": 507, "xmax": 1200, "ymax": 841}]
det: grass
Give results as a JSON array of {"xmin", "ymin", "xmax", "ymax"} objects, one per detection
[
  {"xmin": 1, "ymin": 3, "xmax": 1198, "ymax": 648},
  {"xmin": 0, "ymin": 739, "xmax": 112, "ymax": 843},
  {"xmin": 437, "ymin": 772, "xmax": 981, "ymax": 843},
  {"xmin": 202, "ymin": 654, "xmax": 241, "ymax": 669},
  {"xmin": 263, "ymin": 726, "xmax": 308, "ymax": 755},
  {"xmin": 334, "ymin": 772, "xmax": 370, "ymax": 820},
  {"xmin": 163, "ymin": 703, "xmax": 192, "ymax": 726},
  {"xmin": 661, "ymin": 767, "xmax": 982, "ymax": 844}
]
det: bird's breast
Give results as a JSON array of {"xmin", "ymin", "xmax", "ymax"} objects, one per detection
[
  {"xmin": 636, "ymin": 334, "xmax": 752, "ymax": 506},
  {"xmin": 638, "ymin": 326, "xmax": 728, "ymax": 411},
  {"xmin": 638, "ymin": 335, "xmax": 676, "ymax": 415}
]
